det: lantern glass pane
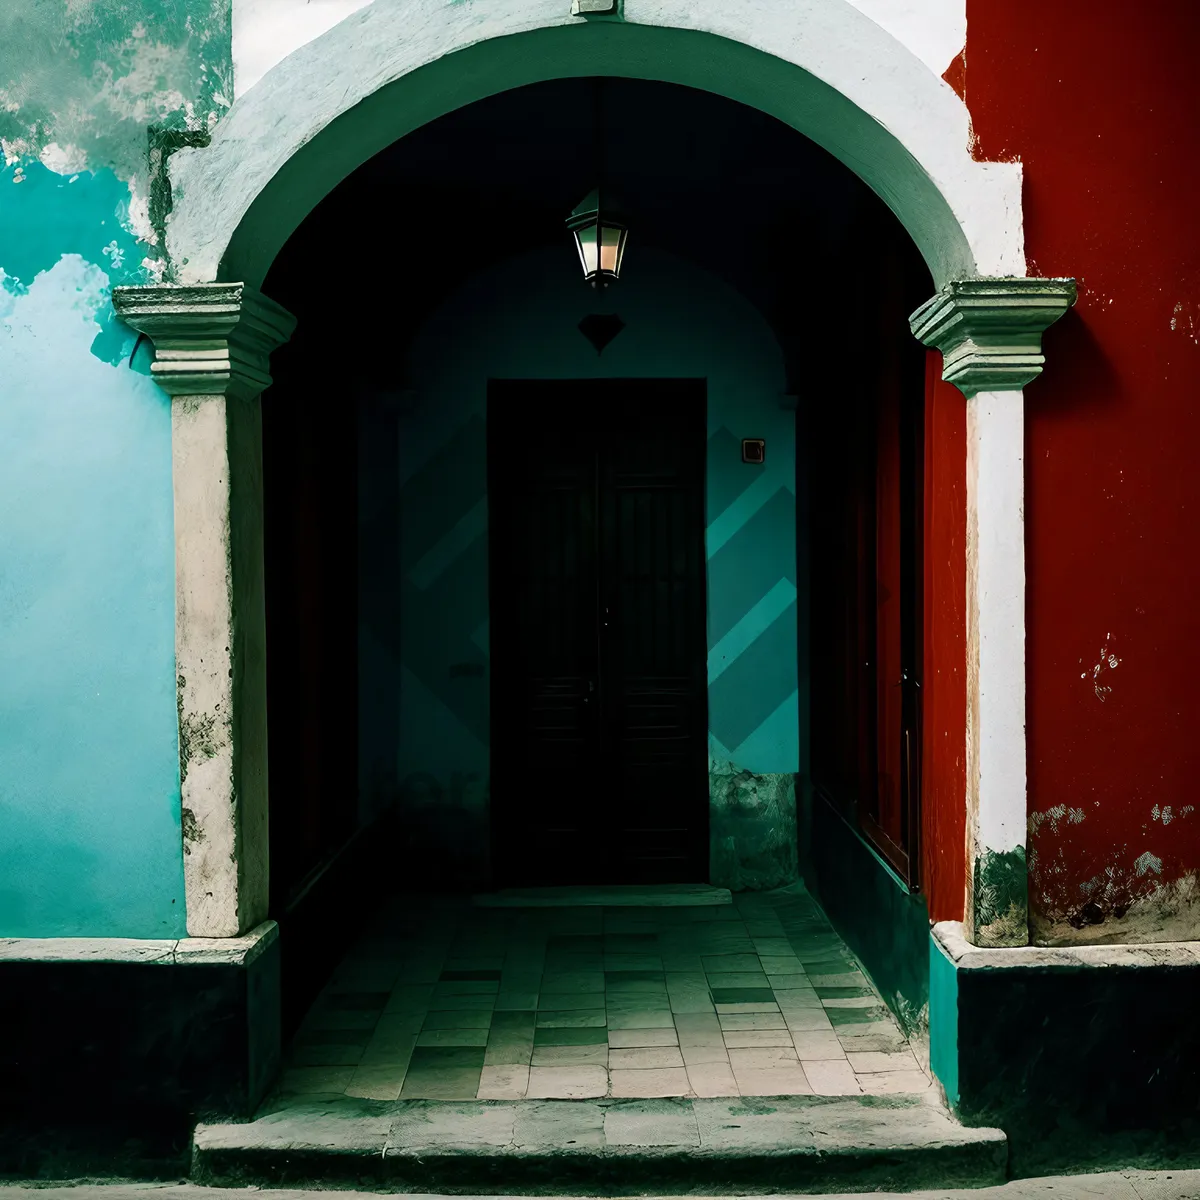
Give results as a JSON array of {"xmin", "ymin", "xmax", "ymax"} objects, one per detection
[
  {"xmin": 612, "ymin": 227, "xmax": 629, "ymax": 277},
  {"xmin": 599, "ymin": 223, "xmax": 624, "ymax": 275},
  {"xmin": 574, "ymin": 224, "xmax": 600, "ymax": 278}
]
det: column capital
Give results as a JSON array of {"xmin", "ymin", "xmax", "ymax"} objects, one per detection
[
  {"xmin": 910, "ymin": 277, "xmax": 1077, "ymax": 397},
  {"xmin": 112, "ymin": 282, "xmax": 296, "ymax": 401}
]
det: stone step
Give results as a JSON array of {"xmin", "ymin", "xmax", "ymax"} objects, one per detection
[{"xmin": 192, "ymin": 1094, "xmax": 1007, "ymax": 1194}]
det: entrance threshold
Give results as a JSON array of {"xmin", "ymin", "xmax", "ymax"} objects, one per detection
[
  {"xmin": 474, "ymin": 884, "xmax": 733, "ymax": 908},
  {"xmin": 193, "ymin": 1093, "xmax": 1006, "ymax": 1194}
]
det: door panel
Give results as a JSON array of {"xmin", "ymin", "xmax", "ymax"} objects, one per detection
[
  {"xmin": 600, "ymin": 398, "xmax": 708, "ymax": 881},
  {"xmin": 489, "ymin": 379, "xmax": 708, "ymax": 886}
]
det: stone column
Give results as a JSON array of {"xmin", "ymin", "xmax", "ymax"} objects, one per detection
[
  {"xmin": 910, "ymin": 278, "xmax": 1075, "ymax": 947},
  {"xmin": 112, "ymin": 283, "xmax": 296, "ymax": 938}
]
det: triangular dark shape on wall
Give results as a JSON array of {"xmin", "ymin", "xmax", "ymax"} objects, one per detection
[{"xmin": 578, "ymin": 313, "xmax": 626, "ymax": 355}]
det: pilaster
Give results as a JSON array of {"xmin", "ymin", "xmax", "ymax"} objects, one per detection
[
  {"xmin": 910, "ymin": 278, "xmax": 1075, "ymax": 947},
  {"xmin": 113, "ymin": 283, "xmax": 296, "ymax": 938}
]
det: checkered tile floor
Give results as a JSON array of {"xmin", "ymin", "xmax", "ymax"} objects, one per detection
[{"xmin": 279, "ymin": 885, "xmax": 931, "ymax": 1101}]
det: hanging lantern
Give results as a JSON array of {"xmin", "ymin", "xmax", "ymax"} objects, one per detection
[{"xmin": 566, "ymin": 189, "xmax": 629, "ymax": 289}]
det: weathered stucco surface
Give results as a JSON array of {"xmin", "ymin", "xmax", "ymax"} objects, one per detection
[
  {"xmin": 167, "ymin": 0, "xmax": 1022, "ymax": 288},
  {"xmin": 0, "ymin": 2, "xmax": 233, "ymax": 936},
  {"xmin": 1, "ymin": 0, "xmax": 232, "ymax": 268}
]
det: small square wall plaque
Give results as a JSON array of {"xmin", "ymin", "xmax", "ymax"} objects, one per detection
[
  {"xmin": 571, "ymin": 0, "xmax": 617, "ymax": 13},
  {"xmin": 742, "ymin": 438, "xmax": 765, "ymax": 465}
]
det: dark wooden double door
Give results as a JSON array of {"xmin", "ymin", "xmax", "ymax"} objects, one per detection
[{"xmin": 488, "ymin": 379, "xmax": 709, "ymax": 886}]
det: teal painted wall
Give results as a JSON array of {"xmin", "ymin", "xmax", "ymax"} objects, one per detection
[
  {"xmin": 0, "ymin": 164, "xmax": 184, "ymax": 936},
  {"xmin": 362, "ymin": 246, "xmax": 803, "ymax": 884},
  {"xmin": 928, "ymin": 933, "xmax": 960, "ymax": 1105},
  {"xmin": 0, "ymin": 2, "xmax": 230, "ymax": 935}
]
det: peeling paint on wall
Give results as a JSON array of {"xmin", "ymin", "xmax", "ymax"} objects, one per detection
[
  {"xmin": 710, "ymin": 759, "xmax": 798, "ymax": 892},
  {"xmin": 0, "ymin": 0, "xmax": 232, "ymax": 275},
  {"xmin": 1080, "ymin": 633, "xmax": 1120, "ymax": 702},
  {"xmin": 972, "ymin": 846, "xmax": 1027, "ymax": 946}
]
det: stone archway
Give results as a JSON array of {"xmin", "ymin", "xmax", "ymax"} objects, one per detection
[{"xmin": 114, "ymin": 0, "xmax": 1074, "ymax": 946}]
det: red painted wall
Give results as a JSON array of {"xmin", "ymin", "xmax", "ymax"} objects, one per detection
[
  {"xmin": 964, "ymin": 2, "xmax": 1200, "ymax": 940},
  {"xmin": 922, "ymin": 355, "xmax": 967, "ymax": 922}
]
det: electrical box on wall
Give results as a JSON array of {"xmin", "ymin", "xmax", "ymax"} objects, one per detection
[{"xmin": 742, "ymin": 439, "xmax": 765, "ymax": 465}]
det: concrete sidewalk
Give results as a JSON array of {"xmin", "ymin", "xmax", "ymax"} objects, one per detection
[{"xmin": 1, "ymin": 1173, "xmax": 1199, "ymax": 1198}]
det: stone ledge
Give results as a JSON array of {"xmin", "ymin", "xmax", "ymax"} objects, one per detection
[
  {"xmin": 933, "ymin": 920, "xmax": 1200, "ymax": 970},
  {"xmin": 0, "ymin": 919, "xmax": 278, "ymax": 968}
]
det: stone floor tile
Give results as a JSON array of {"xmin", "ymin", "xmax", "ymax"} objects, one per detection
[
  {"xmin": 719, "ymin": 1012, "xmax": 786, "ymax": 1031},
  {"xmin": 751, "ymin": 938, "xmax": 794, "ymax": 956},
  {"xmin": 791, "ymin": 1029, "xmax": 847, "ymax": 1059},
  {"xmin": 533, "ymin": 1025, "xmax": 608, "ymax": 1047},
  {"xmin": 530, "ymin": 1043, "xmax": 608, "ymax": 1067},
  {"xmin": 722, "ymin": 1030, "xmax": 793, "ymax": 1048},
  {"xmin": 609, "ymin": 1045, "xmax": 685, "ymax": 1069},
  {"xmin": 370, "ymin": 1013, "xmax": 424, "ymax": 1038},
  {"xmin": 716, "ymin": 1002, "xmax": 780, "ymax": 1015},
  {"xmin": 490, "ymin": 1010, "xmax": 536, "ymax": 1033},
  {"xmin": 727, "ymin": 1045, "xmax": 799, "ymax": 1069},
  {"xmin": 606, "ymin": 980, "xmax": 669, "ymax": 998},
  {"xmin": 802, "ymin": 1057, "xmax": 861, "ymax": 1094},
  {"xmin": 660, "ymin": 953, "xmax": 704, "ymax": 971},
  {"xmin": 422, "ymin": 1009, "xmax": 492, "ymax": 1030},
  {"xmin": 278, "ymin": 1065, "xmax": 355, "ymax": 1094},
  {"xmin": 537, "ymin": 991, "xmax": 605, "ymax": 1010},
  {"xmin": 399, "ymin": 1066, "xmax": 483, "ymax": 1099},
  {"xmin": 798, "ymin": 955, "xmax": 858, "ymax": 972},
  {"xmin": 477, "ymin": 1064, "xmax": 530, "ymax": 1099},
  {"xmin": 606, "ymin": 1008, "xmax": 675, "ymax": 1029},
  {"xmin": 608, "ymin": 1026, "xmax": 679, "ymax": 1048},
  {"xmin": 535, "ymin": 1009, "xmax": 606, "ymax": 1027},
  {"xmin": 821, "ymin": 995, "xmax": 880, "ymax": 1008},
  {"xmin": 784, "ymin": 1008, "xmax": 834, "ymax": 1032},
  {"xmin": 541, "ymin": 973, "xmax": 605, "ymax": 993},
  {"xmin": 686, "ymin": 1060, "xmax": 739, "ymax": 1096},
  {"xmin": 681, "ymin": 1043, "xmax": 730, "ymax": 1066},
  {"xmin": 434, "ymin": 978, "xmax": 501, "ymax": 995},
  {"xmin": 609, "ymin": 1066, "xmax": 691, "ymax": 1097},
  {"xmin": 494, "ymin": 991, "xmax": 538, "ymax": 1011},
  {"xmin": 705, "ymin": 971, "xmax": 770, "ymax": 989},
  {"xmin": 323, "ymin": 990, "xmax": 390, "ymax": 1013},
  {"xmin": 359, "ymin": 1033, "xmax": 417, "ymax": 1066},
  {"xmin": 758, "ymin": 956, "xmax": 806, "ymax": 974},
  {"xmin": 526, "ymin": 1065, "xmax": 608, "ymax": 1098},
  {"xmin": 428, "ymin": 992, "xmax": 496, "ymax": 1012},
  {"xmin": 482, "ymin": 1036, "xmax": 535, "ymax": 1065},
  {"xmin": 345, "ymin": 1062, "xmax": 407, "ymax": 1100},
  {"xmin": 673, "ymin": 1012, "xmax": 722, "ymax": 1038},
  {"xmin": 604, "ymin": 954, "xmax": 663, "ymax": 970},
  {"xmin": 669, "ymin": 993, "xmax": 717, "ymax": 1014},
  {"xmin": 416, "ymin": 1028, "xmax": 489, "ymax": 1047},
  {"xmin": 732, "ymin": 1065, "xmax": 813, "ymax": 1096},
  {"xmin": 855, "ymin": 1069, "xmax": 932, "ymax": 1094},
  {"xmin": 701, "ymin": 953, "xmax": 762, "ymax": 972},
  {"xmin": 772, "ymin": 984, "xmax": 822, "ymax": 1003},
  {"xmin": 836, "ymin": 1029, "xmax": 911, "ymax": 1054},
  {"xmin": 846, "ymin": 1049, "xmax": 921, "ymax": 1073}
]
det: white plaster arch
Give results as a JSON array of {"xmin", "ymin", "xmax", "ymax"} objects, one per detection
[{"xmin": 166, "ymin": 0, "xmax": 1024, "ymax": 290}]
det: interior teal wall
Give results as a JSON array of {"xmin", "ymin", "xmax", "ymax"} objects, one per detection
[
  {"xmin": 362, "ymin": 246, "xmax": 804, "ymax": 885},
  {"xmin": 0, "ymin": 164, "xmax": 184, "ymax": 936}
]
